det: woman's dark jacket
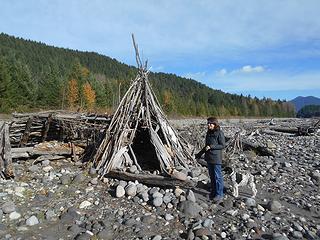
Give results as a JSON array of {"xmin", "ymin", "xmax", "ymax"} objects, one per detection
[{"xmin": 197, "ymin": 129, "xmax": 226, "ymax": 164}]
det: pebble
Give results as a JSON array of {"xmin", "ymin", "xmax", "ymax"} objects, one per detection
[
  {"xmin": 178, "ymin": 201, "xmax": 202, "ymax": 218},
  {"xmin": 153, "ymin": 197, "xmax": 163, "ymax": 207},
  {"xmin": 141, "ymin": 215, "xmax": 156, "ymax": 224},
  {"xmin": 163, "ymin": 195, "xmax": 172, "ymax": 204},
  {"xmin": 164, "ymin": 213, "xmax": 174, "ymax": 221},
  {"xmin": 194, "ymin": 228, "xmax": 210, "ymax": 237},
  {"xmin": 152, "ymin": 235, "xmax": 162, "ymax": 240},
  {"xmin": 245, "ymin": 197, "xmax": 256, "ymax": 207},
  {"xmin": 116, "ymin": 185, "xmax": 125, "ymax": 198},
  {"xmin": 203, "ymin": 219, "xmax": 214, "ymax": 228},
  {"xmin": 226, "ymin": 209, "xmax": 238, "ymax": 216},
  {"xmin": 272, "ymin": 233, "xmax": 289, "ymax": 240},
  {"xmin": 73, "ymin": 173, "xmax": 86, "ymax": 184},
  {"xmin": 45, "ymin": 209, "xmax": 56, "ymax": 220},
  {"xmin": 1, "ymin": 201, "xmax": 16, "ymax": 214},
  {"xmin": 129, "ymin": 165, "xmax": 138, "ymax": 173},
  {"xmin": 9, "ymin": 211, "xmax": 21, "ymax": 220},
  {"xmin": 242, "ymin": 213, "xmax": 250, "ymax": 220},
  {"xmin": 90, "ymin": 178, "xmax": 98, "ymax": 185},
  {"xmin": 79, "ymin": 200, "xmax": 92, "ymax": 209},
  {"xmin": 174, "ymin": 187, "xmax": 184, "ymax": 197},
  {"xmin": 291, "ymin": 231, "xmax": 303, "ymax": 239},
  {"xmin": 310, "ymin": 171, "xmax": 320, "ymax": 182},
  {"xmin": 60, "ymin": 175, "xmax": 71, "ymax": 185},
  {"xmin": 14, "ymin": 186, "xmax": 25, "ymax": 195},
  {"xmin": 28, "ymin": 165, "xmax": 39, "ymax": 173},
  {"xmin": 152, "ymin": 191, "xmax": 163, "ymax": 199},
  {"xmin": 119, "ymin": 180, "xmax": 128, "ymax": 188},
  {"xmin": 293, "ymin": 222, "xmax": 303, "ymax": 231},
  {"xmin": 186, "ymin": 190, "xmax": 196, "ymax": 202},
  {"xmin": 26, "ymin": 215, "xmax": 39, "ymax": 226},
  {"xmin": 190, "ymin": 168, "xmax": 202, "ymax": 178},
  {"xmin": 266, "ymin": 200, "xmax": 282, "ymax": 213},
  {"xmin": 43, "ymin": 166, "xmax": 53, "ymax": 172},
  {"xmin": 125, "ymin": 184, "xmax": 137, "ymax": 197},
  {"xmin": 41, "ymin": 159, "xmax": 50, "ymax": 166}
]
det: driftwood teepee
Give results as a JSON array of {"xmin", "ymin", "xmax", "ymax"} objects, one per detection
[{"xmin": 91, "ymin": 35, "xmax": 196, "ymax": 178}]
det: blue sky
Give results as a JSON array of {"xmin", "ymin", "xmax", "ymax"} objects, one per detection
[{"xmin": 1, "ymin": 0, "xmax": 320, "ymax": 100}]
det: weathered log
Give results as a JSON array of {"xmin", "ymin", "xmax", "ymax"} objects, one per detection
[
  {"xmin": 41, "ymin": 113, "xmax": 53, "ymax": 142},
  {"xmin": 33, "ymin": 155, "xmax": 66, "ymax": 164},
  {"xmin": 270, "ymin": 127, "xmax": 298, "ymax": 134},
  {"xmin": 11, "ymin": 142, "xmax": 84, "ymax": 160},
  {"xmin": 19, "ymin": 117, "xmax": 34, "ymax": 147},
  {"xmin": 0, "ymin": 122, "xmax": 14, "ymax": 178},
  {"xmin": 242, "ymin": 140, "xmax": 275, "ymax": 157},
  {"xmin": 106, "ymin": 170, "xmax": 196, "ymax": 188},
  {"xmin": 12, "ymin": 152, "xmax": 30, "ymax": 159},
  {"xmin": 270, "ymin": 125, "xmax": 317, "ymax": 136},
  {"xmin": 261, "ymin": 129, "xmax": 292, "ymax": 136}
]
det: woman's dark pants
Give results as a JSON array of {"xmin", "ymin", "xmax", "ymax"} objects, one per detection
[{"xmin": 207, "ymin": 162, "xmax": 224, "ymax": 198}]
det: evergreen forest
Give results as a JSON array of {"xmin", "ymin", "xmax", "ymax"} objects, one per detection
[
  {"xmin": 0, "ymin": 33, "xmax": 295, "ymax": 117},
  {"xmin": 296, "ymin": 105, "xmax": 320, "ymax": 118}
]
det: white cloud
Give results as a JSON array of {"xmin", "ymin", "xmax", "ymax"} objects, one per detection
[
  {"xmin": 216, "ymin": 68, "xmax": 227, "ymax": 76},
  {"xmin": 239, "ymin": 65, "xmax": 265, "ymax": 73},
  {"xmin": 214, "ymin": 66, "xmax": 265, "ymax": 77}
]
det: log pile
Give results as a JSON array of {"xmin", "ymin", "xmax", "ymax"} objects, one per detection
[
  {"xmin": 91, "ymin": 35, "xmax": 197, "ymax": 180},
  {"xmin": 0, "ymin": 122, "xmax": 14, "ymax": 179},
  {"xmin": 270, "ymin": 118, "xmax": 320, "ymax": 136},
  {"xmin": 9, "ymin": 111, "xmax": 111, "ymax": 148},
  {"xmin": 2, "ymin": 111, "xmax": 111, "ymax": 171}
]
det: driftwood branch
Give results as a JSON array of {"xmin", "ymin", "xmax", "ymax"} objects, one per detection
[{"xmin": 106, "ymin": 170, "xmax": 196, "ymax": 188}]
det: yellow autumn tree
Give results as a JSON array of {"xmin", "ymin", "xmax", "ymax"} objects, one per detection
[
  {"xmin": 83, "ymin": 82, "xmax": 96, "ymax": 110},
  {"xmin": 163, "ymin": 90, "xmax": 173, "ymax": 113},
  {"xmin": 67, "ymin": 79, "xmax": 79, "ymax": 109},
  {"xmin": 81, "ymin": 67, "xmax": 90, "ymax": 78}
]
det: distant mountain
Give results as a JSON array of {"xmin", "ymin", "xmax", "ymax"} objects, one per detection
[{"xmin": 290, "ymin": 96, "xmax": 320, "ymax": 112}]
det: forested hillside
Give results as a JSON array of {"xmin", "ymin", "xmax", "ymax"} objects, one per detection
[
  {"xmin": 296, "ymin": 105, "xmax": 320, "ymax": 118},
  {"xmin": 0, "ymin": 33, "xmax": 294, "ymax": 117}
]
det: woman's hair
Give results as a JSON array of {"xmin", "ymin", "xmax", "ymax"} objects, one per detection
[{"xmin": 207, "ymin": 117, "xmax": 220, "ymax": 130}]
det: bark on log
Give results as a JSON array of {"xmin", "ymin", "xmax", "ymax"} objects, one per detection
[{"xmin": 106, "ymin": 170, "xmax": 196, "ymax": 188}]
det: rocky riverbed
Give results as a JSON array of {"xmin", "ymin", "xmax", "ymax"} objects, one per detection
[{"xmin": 0, "ymin": 118, "xmax": 319, "ymax": 240}]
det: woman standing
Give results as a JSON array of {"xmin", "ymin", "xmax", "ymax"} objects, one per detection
[{"xmin": 196, "ymin": 117, "xmax": 226, "ymax": 203}]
